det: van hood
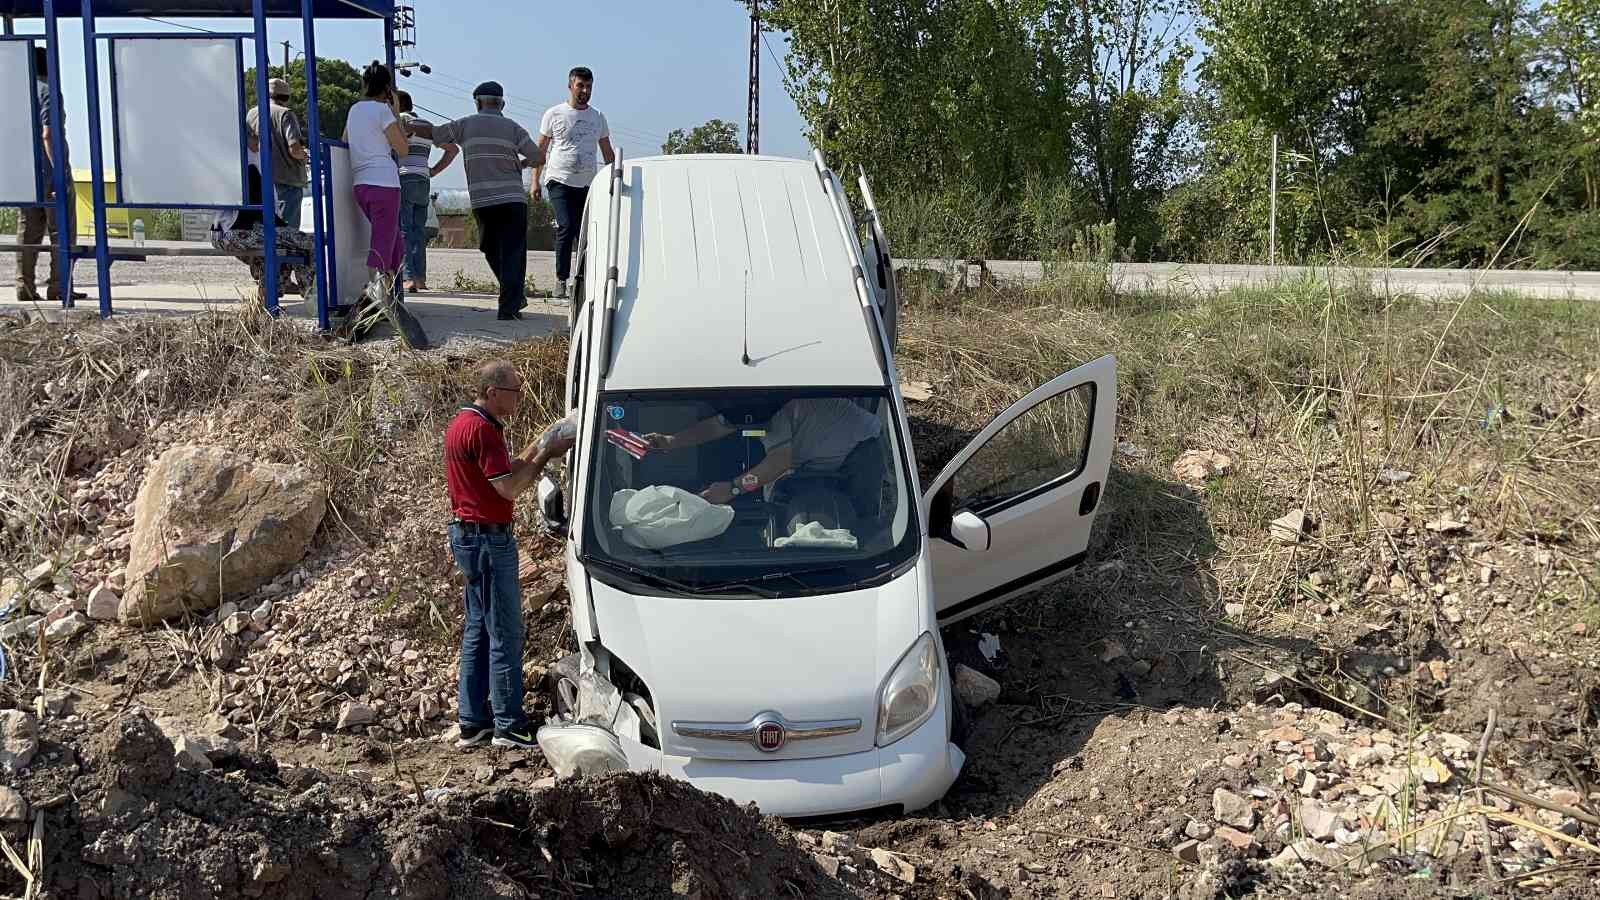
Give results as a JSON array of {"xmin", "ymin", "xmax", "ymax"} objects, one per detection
[{"xmin": 587, "ymin": 571, "xmax": 925, "ymax": 760}]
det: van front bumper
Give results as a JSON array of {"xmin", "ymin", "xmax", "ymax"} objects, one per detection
[{"xmin": 655, "ymin": 706, "xmax": 965, "ymax": 818}]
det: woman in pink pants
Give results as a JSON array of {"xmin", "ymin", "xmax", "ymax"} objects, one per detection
[{"xmin": 344, "ymin": 61, "xmax": 409, "ymax": 299}]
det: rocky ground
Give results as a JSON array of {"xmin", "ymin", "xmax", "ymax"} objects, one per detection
[{"xmin": 0, "ymin": 280, "xmax": 1596, "ymax": 898}]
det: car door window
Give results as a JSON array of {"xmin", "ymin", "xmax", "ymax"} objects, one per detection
[{"xmin": 952, "ymin": 383, "xmax": 1094, "ymax": 514}]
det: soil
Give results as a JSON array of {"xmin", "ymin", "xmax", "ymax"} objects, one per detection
[
  {"xmin": 8, "ymin": 712, "xmax": 865, "ymax": 900},
  {"xmin": 0, "ymin": 303, "xmax": 1596, "ymax": 899}
]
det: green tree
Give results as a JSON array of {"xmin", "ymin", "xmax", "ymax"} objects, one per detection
[
  {"xmin": 244, "ymin": 58, "xmax": 364, "ymax": 143},
  {"xmin": 755, "ymin": 0, "xmax": 1192, "ymax": 257},
  {"xmin": 661, "ymin": 119, "xmax": 745, "ymax": 154}
]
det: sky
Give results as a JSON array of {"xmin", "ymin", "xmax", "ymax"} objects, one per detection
[{"xmin": 7, "ymin": 0, "xmax": 812, "ymax": 192}]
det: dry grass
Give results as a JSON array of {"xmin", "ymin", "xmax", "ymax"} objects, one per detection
[
  {"xmin": 0, "ymin": 307, "xmax": 569, "ymax": 580},
  {"xmin": 896, "ymin": 272, "xmax": 1600, "ymax": 725}
]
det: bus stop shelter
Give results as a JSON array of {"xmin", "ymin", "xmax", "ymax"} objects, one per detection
[{"xmin": 0, "ymin": 0, "xmax": 397, "ymax": 329}]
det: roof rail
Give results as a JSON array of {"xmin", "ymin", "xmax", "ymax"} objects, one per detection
[
  {"xmin": 812, "ymin": 155, "xmax": 890, "ymax": 379},
  {"xmin": 811, "ymin": 148, "xmax": 832, "ymax": 194},
  {"xmin": 598, "ymin": 149, "xmax": 625, "ymax": 382}
]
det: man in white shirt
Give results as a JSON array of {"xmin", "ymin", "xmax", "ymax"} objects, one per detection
[{"xmin": 533, "ymin": 66, "xmax": 615, "ymax": 303}]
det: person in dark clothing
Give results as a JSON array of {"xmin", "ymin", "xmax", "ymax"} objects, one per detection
[{"xmin": 405, "ymin": 82, "xmax": 543, "ymax": 320}]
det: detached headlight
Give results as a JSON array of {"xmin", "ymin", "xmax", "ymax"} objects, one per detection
[
  {"xmin": 536, "ymin": 723, "xmax": 629, "ymax": 778},
  {"xmin": 876, "ymin": 632, "xmax": 941, "ymax": 747}
]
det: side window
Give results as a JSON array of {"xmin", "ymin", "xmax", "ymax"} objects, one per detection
[{"xmin": 952, "ymin": 384, "xmax": 1094, "ymax": 513}]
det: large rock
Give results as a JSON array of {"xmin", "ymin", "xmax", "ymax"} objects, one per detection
[
  {"xmin": 0, "ymin": 710, "xmax": 38, "ymax": 772},
  {"xmin": 953, "ymin": 664, "xmax": 1002, "ymax": 709},
  {"xmin": 0, "ymin": 786, "xmax": 26, "ymax": 822},
  {"xmin": 119, "ymin": 446, "xmax": 326, "ymax": 626}
]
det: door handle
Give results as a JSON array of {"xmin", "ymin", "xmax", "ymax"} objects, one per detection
[{"xmin": 1079, "ymin": 481, "xmax": 1101, "ymax": 516}]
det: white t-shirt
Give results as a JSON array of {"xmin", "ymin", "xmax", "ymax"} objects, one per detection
[
  {"xmin": 346, "ymin": 99, "xmax": 401, "ymax": 188},
  {"xmin": 539, "ymin": 102, "xmax": 610, "ymax": 188}
]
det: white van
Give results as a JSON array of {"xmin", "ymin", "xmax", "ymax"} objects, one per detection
[{"xmin": 535, "ymin": 151, "xmax": 1117, "ymax": 817}]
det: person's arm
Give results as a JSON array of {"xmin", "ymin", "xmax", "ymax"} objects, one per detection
[
  {"xmin": 531, "ymin": 134, "xmax": 553, "ymax": 200},
  {"xmin": 383, "ymin": 121, "xmax": 409, "ymax": 158},
  {"xmin": 533, "ymin": 108, "xmax": 555, "ymax": 200},
  {"xmin": 645, "ymin": 415, "xmax": 736, "ymax": 451},
  {"xmin": 284, "ymin": 111, "xmax": 309, "ymax": 161},
  {"xmin": 702, "ymin": 445, "xmax": 793, "ymax": 505},
  {"xmin": 430, "ymin": 143, "xmax": 459, "ymax": 178},
  {"xmin": 597, "ymin": 114, "xmax": 615, "ymax": 165},
  {"xmin": 407, "ymin": 118, "xmax": 436, "ymax": 140},
  {"xmin": 491, "ymin": 431, "xmax": 574, "ymax": 501}
]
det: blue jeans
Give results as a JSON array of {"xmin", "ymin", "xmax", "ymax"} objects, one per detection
[
  {"xmin": 275, "ymin": 183, "xmax": 305, "ymax": 231},
  {"xmin": 400, "ymin": 175, "xmax": 431, "ymax": 282},
  {"xmin": 545, "ymin": 180, "xmax": 589, "ymax": 283},
  {"xmin": 448, "ymin": 523, "xmax": 527, "ymax": 732}
]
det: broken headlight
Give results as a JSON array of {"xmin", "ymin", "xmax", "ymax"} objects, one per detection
[
  {"xmin": 536, "ymin": 723, "xmax": 629, "ymax": 779},
  {"xmin": 876, "ymin": 632, "xmax": 940, "ymax": 747}
]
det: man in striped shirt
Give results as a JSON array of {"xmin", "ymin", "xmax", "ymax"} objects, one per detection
[
  {"xmin": 395, "ymin": 91, "xmax": 458, "ymax": 293},
  {"xmin": 405, "ymin": 82, "xmax": 544, "ymax": 320}
]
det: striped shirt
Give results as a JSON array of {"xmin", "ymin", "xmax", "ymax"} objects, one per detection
[
  {"xmin": 398, "ymin": 112, "xmax": 435, "ymax": 179},
  {"xmin": 432, "ymin": 110, "xmax": 540, "ymax": 209}
]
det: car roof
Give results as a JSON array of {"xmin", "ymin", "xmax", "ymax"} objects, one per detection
[{"xmin": 594, "ymin": 154, "xmax": 887, "ymax": 392}]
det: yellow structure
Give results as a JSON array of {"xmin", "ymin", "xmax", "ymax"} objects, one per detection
[{"xmin": 70, "ymin": 169, "xmax": 159, "ymax": 239}]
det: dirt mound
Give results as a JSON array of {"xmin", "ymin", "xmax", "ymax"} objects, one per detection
[{"xmin": 35, "ymin": 713, "xmax": 846, "ymax": 900}]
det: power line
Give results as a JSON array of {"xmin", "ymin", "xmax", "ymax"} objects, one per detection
[{"xmin": 410, "ymin": 66, "xmax": 670, "ymax": 147}]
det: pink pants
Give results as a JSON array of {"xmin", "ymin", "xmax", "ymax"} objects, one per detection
[{"xmin": 354, "ymin": 184, "xmax": 403, "ymax": 273}]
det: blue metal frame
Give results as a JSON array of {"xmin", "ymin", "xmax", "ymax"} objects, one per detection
[
  {"xmin": 42, "ymin": 0, "xmax": 71, "ymax": 307},
  {"xmin": 319, "ymin": 137, "xmax": 346, "ymax": 326},
  {"xmin": 5, "ymin": 0, "xmax": 394, "ymax": 322},
  {"xmin": 303, "ymin": 0, "xmax": 331, "ymax": 329},
  {"xmin": 80, "ymin": 0, "xmax": 114, "ymax": 317},
  {"xmin": 251, "ymin": 0, "xmax": 278, "ymax": 315}
]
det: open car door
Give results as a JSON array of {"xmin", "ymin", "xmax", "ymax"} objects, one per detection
[
  {"xmin": 856, "ymin": 171, "xmax": 899, "ymax": 353},
  {"xmin": 923, "ymin": 355, "xmax": 1116, "ymax": 625}
]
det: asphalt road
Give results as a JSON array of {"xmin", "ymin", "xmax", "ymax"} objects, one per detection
[{"xmin": 4, "ymin": 239, "xmax": 1598, "ymax": 300}]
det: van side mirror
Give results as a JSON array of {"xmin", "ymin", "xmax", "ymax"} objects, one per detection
[
  {"xmin": 950, "ymin": 511, "xmax": 991, "ymax": 552},
  {"xmin": 538, "ymin": 476, "xmax": 568, "ymax": 537}
]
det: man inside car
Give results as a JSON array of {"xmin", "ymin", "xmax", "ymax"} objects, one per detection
[{"xmin": 644, "ymin": 397, "xmax": 883, "ymax": 505}]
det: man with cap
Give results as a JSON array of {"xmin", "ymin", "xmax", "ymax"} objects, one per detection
[
  {"xmin": 246, "ymin": 76, "xmax": 310, "ymax": 231},
  {"xmin": 406, "ymin": 82, "xmax": 544, "ymax": 321}
]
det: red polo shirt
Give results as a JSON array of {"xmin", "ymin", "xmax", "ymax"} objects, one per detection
[{"xmin": 445, "ymin": 405, "xmax": 515, "ymax": 524}]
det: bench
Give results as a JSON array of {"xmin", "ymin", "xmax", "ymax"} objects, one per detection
[{"xmin": 0, "ymin": 243, "xmax": 311, "ymax": 263}]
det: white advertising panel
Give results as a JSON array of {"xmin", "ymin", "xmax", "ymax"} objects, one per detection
[
  {"xmin": 322, "ymin": 145, "xmax": 375, "ymax": 305},
  {"xmin": 113, "ymin": 38, "xmax": 244, "ymax": 206},
  {"xmin": 0, "ymin": 42, "xmax": 41, "ymax": 205}
]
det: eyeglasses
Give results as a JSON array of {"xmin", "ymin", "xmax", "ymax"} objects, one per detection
[{"xmin": 490, "ymin": 383, "xmax": 524, "ymax": 395}]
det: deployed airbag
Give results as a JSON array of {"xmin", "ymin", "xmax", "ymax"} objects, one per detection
[{"xmin": 609, "ymin": 486, "xmax": 734, "ymax": 549}]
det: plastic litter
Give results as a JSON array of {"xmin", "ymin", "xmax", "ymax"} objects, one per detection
[{"xmin": 538, "ymin": 412, "xmax": 579, "ymax": 451}]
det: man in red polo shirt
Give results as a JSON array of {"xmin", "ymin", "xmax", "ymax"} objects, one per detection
[{"xmin": 446, "ymin": 360, "xmax": 573, "ymax": 750}]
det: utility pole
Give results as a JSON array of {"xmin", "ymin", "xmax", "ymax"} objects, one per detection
[
  {"xmin": 747, "ymin": 3, "xmax": 759, "ymax": 154},
  {"xmin": 282, "ymin": 40, "xmax": 291, "ymax": 73},
  {"xmin": 1269, "ymin": 133, "xmax": 1279, "ymax": 267}
]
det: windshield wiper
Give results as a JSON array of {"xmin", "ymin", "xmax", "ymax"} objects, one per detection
[{"xmin": 581, "ymin": 557, "xmax": 702, "ymax": 596}]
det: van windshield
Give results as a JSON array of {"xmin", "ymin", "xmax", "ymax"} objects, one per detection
[{"xmin": 581, "ymin": 388, "xmax": 918, "ymax": 596}]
